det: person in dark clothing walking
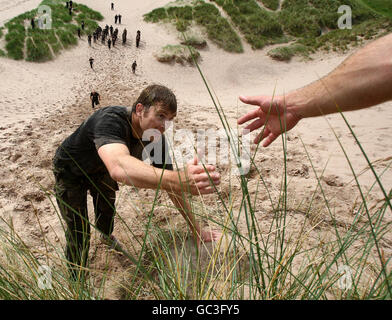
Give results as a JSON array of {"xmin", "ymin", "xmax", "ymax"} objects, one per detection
[
  {"xmin": 52, "ymin": 84, "xmax": 220, "ymax": 281},
  {"xmin": 136, "ymin": 30, "xmax": 141, "ymax": 48},
  {"xmin": 69, "ymin": 0, "xmax": 73, "ymax": 8},
  {"xmin": 89, "ymin": 57, "xmax": 94, "ymax": 69},
  {"xmin": 112, "ymin": 35, "xmax": 117, "ymax": 47},
  {"xmin": 88, "ymin": 34, "xmax": 92, "ymax": 46},
  {"xmin": 118, "ymin": 15, "xmax": 122, "ymax": 24},
  {"xmin": 81, "ymin": 20, "xmax": 85, "ymax": 31},
  {"xmin": 90, "ymin": 91, "xmax": 100, "ymax": 109},
  {"xmin": 31, "ymin": 18, "xmax": 35, "ymax": 29},
  {"xmin": 122, "ymin": 28, "xmax": 127, "ymax": 45},
  {"xmin": 110, "ymin": 25, "xmax": 113, "ymax": 36},
  {"xmin": 111, "ymin": 2, "xmax": 114, "ymax": 10},
  {"xmin": 115, "ymin": 15, "xmax": 118, "ymax": 24},
  {"xmin": 132, "ymin": 61, "xmax": 137, "ymax": 74},
  {"xmin": 108, "ymin": 38, "xmax": 112, "ymax": 50},
  {"xmin": 77, "ymin": 28, "xmax": 81, "ymax": 39}
]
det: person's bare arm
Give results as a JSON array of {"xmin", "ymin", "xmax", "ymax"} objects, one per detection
[
  {"xmin": 97, "ymin": 143, "xmax": 220, "ymax": 195},
  {"xmin": 289, "ymin": 32, "xmax": 392, "ymax": 118},
  {"xmin": 238, "ymin": 33, "xmax": 392, "ymax": 147}
]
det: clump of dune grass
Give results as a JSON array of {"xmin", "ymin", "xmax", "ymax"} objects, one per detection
[
  {"xmin": 179, "ymin": 29, "xmax": 207, "ymax": 48},
  {"xmin": 154, "ymin": 44, "xmax": 201, "ymax": 64},
  {"xmin": 144, "ymin": 0, "xmax": 243, "ymax": 53},
  {"xmin": 2, "ymin": 0, "xmax": 103, "ymax": 62},
  {"xmin": 267, "ymin": 43, "xmax": 311, "ymax": 61}
]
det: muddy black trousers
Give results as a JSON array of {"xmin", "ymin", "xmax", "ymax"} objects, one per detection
[{"xmin": 53, "ymin": 162, "xmax": 118, "ymax": 279}]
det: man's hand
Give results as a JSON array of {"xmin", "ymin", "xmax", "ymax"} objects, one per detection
[
  {"xmin": 237, "ymin": 95, "xmax": 301, "ymax": 147},
  {"xmin": 198, "ymin": 228, "xmax": 221, "ymax": 245},
  {"xmin": 178, "ymin": 153, "xmax": 220, "ymax": 195}
]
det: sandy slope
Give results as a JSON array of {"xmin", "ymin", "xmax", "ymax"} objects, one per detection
[{"xmin": 0, "ymin": 0, "xmax": 391, "ymax": 298}]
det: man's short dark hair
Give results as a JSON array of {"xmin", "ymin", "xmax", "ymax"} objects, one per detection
[{"xmin": 132, "ymin": 84, "xmax": 177, "ymax": 113}]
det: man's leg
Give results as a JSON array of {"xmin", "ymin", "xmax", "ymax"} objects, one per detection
[
  {"xmin": 89, "ymin": 172, "xmax": 118, "ymax": 238},
  {"xmin": 54, "ymin": 171, "xmax": 90, "ymax": 280}
]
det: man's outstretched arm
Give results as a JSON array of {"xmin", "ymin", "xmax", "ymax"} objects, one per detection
[
  {"xmin": 238, "ymin": 33, "xmax": 392, "ymax": 147},
  {"xmin": 98, "ymin": 143, "xmax": 221, "ymax": 195}
]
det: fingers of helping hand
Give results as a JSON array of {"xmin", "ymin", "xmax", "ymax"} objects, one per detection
[
  {"xmin": 254, "ymin": 127, "xmax": 269, "ymax": 144},
  {"xmin": 237, "ymin": 108, "xmax": 261, "ymax": 125},
  {"xmin": 244, "ymin": 118, "xmax": 265, "ymax": 134},
  {"xmin": 262, "ymin": 132, "xmax": 279, "ymax": 147}
]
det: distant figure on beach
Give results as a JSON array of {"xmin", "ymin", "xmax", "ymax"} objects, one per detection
[
  {"xmin": 111, "ymin": 2, "xmax": 114, "ymax": 10},
  {"xmin": 115, "ymin": 15, "xmax": 118, "ymax": 24},
  {"xmin": 31, "ymin": 18, "xmax": 35, "ymax": 29},
  {"xmin": 132, "ymin": 61, "xmax": 137, "ymax": 74},
  {"xmin": 237, "ymin": 33, "xmax": 392, "ymax": 149},
  {"xmin": 101, "ymin": 33, "xmax": 106, "ymax": 44},
  {"xmin": 90, "ymin": 91, "xmax": 100, "ymax": 109},
  {"xmin": 81, "ymin": 20, "xmax": 85, "ymax": 31},
  {"xmin": 112, "ymin": 35, "xmax": 117, "ymax": 47},
  {"xmin": 69, "ymin": 0, "xmax": 73, "ymax": 8},
  {"xmin": 110, "ymin": 25, "xmax": 113, "ymax": 36},
  {"xmin": 122, "ymin": 29, "xmax": 127, "ymax": 45},
  {"xmin": 93, "ymin": 32, "xmax": 97, "ymax": 43},
  {"xmin": 52, "ymin": 84, "xmax": 220, "ymax": 281},
  {"xmin": 89, "ymin": 57, "xmax": 94, "ymax": 69},
  {"xmin": 65, "ymin": 1, "xmax": 69, "ymax": 8},
  {"xmin": 136, "ymin": 30, "xmax": 141, "ymax": 48},
  {"xmin": 108, "ymin": 38, "xmax": 112, "ymax": 50},
  {"xmin": 68, "ymin": 7, "xmax": 72, "ymax": 15},
  {"xmin": 118, "ymin": 15, "xmax": 122, "ymax": 24},
  {"xmin": 88, "ymin": 34, "xmax": 92, "ymax": 46},
  {"xmin": 77, "ymin": 28, "xmax": 81, "ymax": 39}
]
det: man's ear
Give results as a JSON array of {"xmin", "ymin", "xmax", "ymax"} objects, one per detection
[{"xmin": 135, "ymin": 103, "xmax": 144, "ymax": 116}]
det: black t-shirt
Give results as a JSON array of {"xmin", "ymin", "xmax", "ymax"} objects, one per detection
[
  {"xmin": 91, "ymin": 92, "xmax": 100, "ymax": 101},
  {"xmin": 54, "ymin": 106, "xmax": 173, "ymax": 177}
]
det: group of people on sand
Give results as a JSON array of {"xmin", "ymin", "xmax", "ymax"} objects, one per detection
[{"xmin": 52, "ymin": 7, "xmax": 392, "ymax": 282}]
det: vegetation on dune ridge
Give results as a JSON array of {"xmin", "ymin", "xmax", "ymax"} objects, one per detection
[
  {"xmin": 144, "ymin": 0, "xmax": 392, "ymax": 61},
  {"xmin": 2, "ymin": 0, "xmax": 103, "ymax": 62},
  {"xmin": 144, "ymin": 0, "xmax": 243, "ymax": 53}
]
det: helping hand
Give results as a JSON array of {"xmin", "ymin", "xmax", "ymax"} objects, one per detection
[{"xmin": 237, "ymin": 95, "xmax": 301, "ymax": 147}]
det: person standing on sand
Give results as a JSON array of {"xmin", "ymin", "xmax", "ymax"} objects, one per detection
[
  {"xmin": 81, "ymin": 20, "xmax": 85, "ymax": 31},
  {"xmin": 111, "ymin": 3, "xmax": 114, "ymax": 10},
  {"xmin": 115, "ymin": 14, "xmax": 118, "ymax": 24},
  {"xmin": 77, "ymin": 28, "xmax": 81, "ymax": 39},
  {"xmin": 52, "ymin": 84, "xmax": 221, "ymax": 280},
  {"xmin": 122, "ymin": 28, "xmax": 127, "ymax": 45},
  {"xmin": 132, "ymin": 61, "xmax": 137, "ymax": 74},
  {"xmin": 89, "ymin": 57, "xmax": 94, "ymax": 69},
  {"xmin": 112, "ymin": 34, "xmax": 117, "ymax": 47},
  {"xmin": 118, "ymin": 14, "xmax": 122, "ymax": 24},
  {"xmin": 90, "ymin": 91, "xmax": 100, "ymax": 109},
  {"xmin": 237, "ymin": 33, "xmax": 392, "ymax": 149},
  {"xmin": 88, "ymin": 34, "xmax": 92, "ymax": 46},
  {"xmin": 108, "ymin": 38, "xmax": 112, "ymax": 50},
  {"xmin": 136, "ymin": 30, "xmax": 141, "ymax": 48}
]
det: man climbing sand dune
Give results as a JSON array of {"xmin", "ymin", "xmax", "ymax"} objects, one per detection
[{"xmin": 53, "ymin": 84, "xmax": 221, "ymax": 280}]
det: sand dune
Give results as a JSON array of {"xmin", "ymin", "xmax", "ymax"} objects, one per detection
[{"xmin": 0, "ymin": 0, "xmax": 391, "ymax": 299}]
